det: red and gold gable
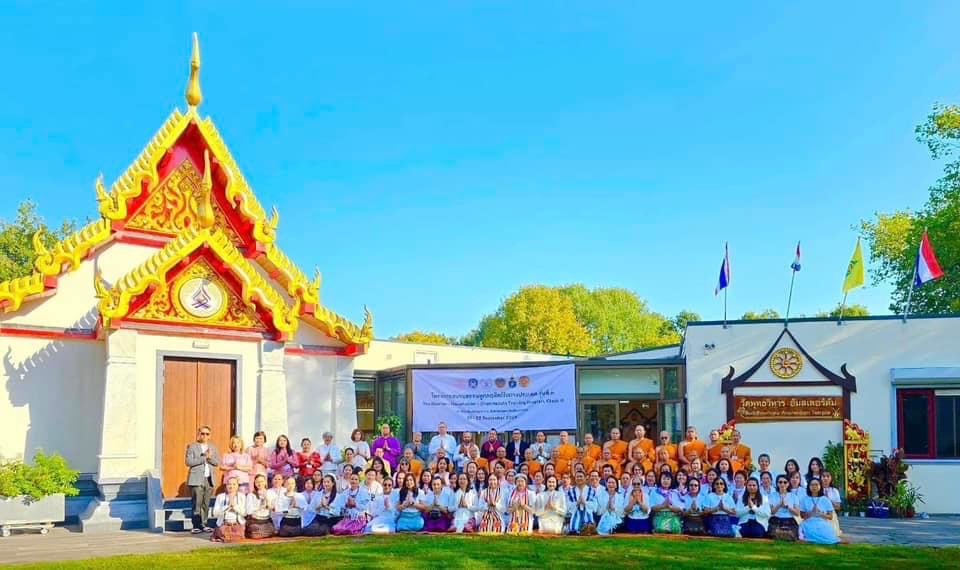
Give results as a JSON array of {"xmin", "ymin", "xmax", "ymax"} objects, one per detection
[{"xmin": 127, "ymin": 257, "xmax": 265, "ymax": 332}]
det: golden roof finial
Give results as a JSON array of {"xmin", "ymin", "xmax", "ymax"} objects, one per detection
[
  {"xmin": 185, "ymin": 32, "xmax": 203, "ymax": 109},
  {"xmin": 196, "ymin": 149, "xmax": 216, "ymax": 229}
]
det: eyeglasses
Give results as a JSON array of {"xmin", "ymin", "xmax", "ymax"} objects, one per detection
[{"xmin": 200, "ymin": 431, "xmax": 211, "ymax": 436}]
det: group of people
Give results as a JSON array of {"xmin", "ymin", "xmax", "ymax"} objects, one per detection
[{"xmin": 184, "ymin": 422, "xmax": 841, "ymax": 545}]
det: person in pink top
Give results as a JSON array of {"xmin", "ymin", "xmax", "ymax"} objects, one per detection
[
  {"xmin": 269, "ymin": 434, "xmax": 297, "ymax": 478},
  {"xmin": 246, "ymin": 431, "xmax": 270, "ymax": 480},
  {"xmin": 220, "ymin": 435, "xmax": 253, "ymax": 492}
]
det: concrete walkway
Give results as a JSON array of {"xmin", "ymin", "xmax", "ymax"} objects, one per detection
[{"xmin": 1, "ymin": 517, "xmax": 958, "ymax": 566}]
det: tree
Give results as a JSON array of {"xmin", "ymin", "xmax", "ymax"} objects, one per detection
[
  {"xmin": 741, "ymin": 309, "xmax": 781, "ymax": 320},
  {"xmin": 671, "ymin": 310, "xmax": 701, "ymax": 334},
  {"xmin": 473, "ymin": 285, "xmax": 593, "ymax": 356},
  {"xmin": 816, "ymin": 304, "xmax": 870, "ymax": 318},
  {"xmin": 0, "ymin": 200, "xmax": 76, "ymax": 282},
  {"xmin": 467, "ymin": 284, "xmax": 678, "ymax": 356},
  {"xmin": 860, "ymin": 103, "xmax": 960, "ymax": 314},
  {"xmin": 391, "ymin": 331, "xmax": 456, "ymax": 345}
]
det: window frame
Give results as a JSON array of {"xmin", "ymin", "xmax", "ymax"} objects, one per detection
[{"xmin": 897, "ymin": 388, "xmax": 937, "ymax": 460}]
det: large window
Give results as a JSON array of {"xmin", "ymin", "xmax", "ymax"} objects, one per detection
[{"xmin": 897, "ymin": 389, "xmax": 960, "ymax": 459}]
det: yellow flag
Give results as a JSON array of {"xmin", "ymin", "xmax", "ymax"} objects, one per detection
[{"xmin": 842, "ymin": 238, "xmax": 865, "ymax": 294}]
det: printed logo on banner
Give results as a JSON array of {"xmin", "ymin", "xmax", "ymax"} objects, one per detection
[
  {"xmin": 495, "ymin": 377, "xmax": 506, "ymax": 389},
  {"xmin": 468, "ymin": 378, "xmax": 479, "ymax": 389},
  {"xmin": 508, "ymin": 378, "xmax": 518, "ymax": 388},
  {"xmin": 518, "ymin": 375, "xmax": 531, "ymax": 388}
]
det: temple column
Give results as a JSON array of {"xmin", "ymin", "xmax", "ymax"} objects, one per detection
[
  {"xmin": 258, "ymin": 340, "xmax": 288, "ymax": 436},
  {"xmin": 331, "ymin": 356, "xmax": 358, "ymax": 444},
  {"xmin": 80, "ymin": 328, "xmax": 148, "ymax": 532}
]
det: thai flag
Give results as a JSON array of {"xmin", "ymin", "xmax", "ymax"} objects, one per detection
[
  {"xmin": 914, "ymin": 231, "xmax": 944, "ymax": 287},
  {"xmin": 714, "ymin": 242, "xmax": 730, "ymax": 296},
  {"xmin": 790, "ymin": 242, "xmax": 801, "ymax": 272}
]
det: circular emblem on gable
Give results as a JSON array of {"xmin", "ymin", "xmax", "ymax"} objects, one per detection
[
  {"xmin": 769, "ymin": 348, "xmax": 803, "ymax": 379},
  {"xmin": 176, "ymin": 277, "xmax": 226, "ymax": 320}
]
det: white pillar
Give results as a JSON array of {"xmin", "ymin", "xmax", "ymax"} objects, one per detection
[
  {"xmin": 331, "ymin": 356, "xmax": 358, "ymax": 444},
  {"xmin": 258, "ymin": 340, "xmax": 288, "ymax": 437},
  {"xmin": 81, "ymin": 328, "xmax": 147, "ymax": 532}
]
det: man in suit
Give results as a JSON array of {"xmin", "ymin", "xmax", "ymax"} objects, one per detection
[
  {"xmin": 505, "ymin": 429, "xmax": 530, "ymax": 467},
  {"xmin": 185, "ymin": 425, "xmax": 220, "ymax": 534}
]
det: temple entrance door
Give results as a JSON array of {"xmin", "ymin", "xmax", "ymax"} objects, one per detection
[
  {"xmin": 619, "ymin": 400, "xmax": 658, "ymax": 439},
  {"xmin": 581, "ymin": 400, "xmax": 619, "ymax": 443},
  {"xmin": 161, "ymin": 357, "xmax": 236, "ymax": 498}
]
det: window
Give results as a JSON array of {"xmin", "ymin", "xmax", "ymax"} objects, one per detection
[{"xmin": 897, "ymin": 389, "xmax": 960, "ymax": 459}]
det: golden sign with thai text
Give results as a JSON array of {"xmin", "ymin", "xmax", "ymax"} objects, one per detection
[{"xmin": 734, "ymin": 395, "xmax": 842, "ymax": 422}]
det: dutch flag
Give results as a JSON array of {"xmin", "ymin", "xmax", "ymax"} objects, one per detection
[
  {"xmin": 914, "ymin": 231, "xmax": 945, "ymax": 287},
  {"xmin": 790, "ymin": 242, "xmax": 801, "ymax": 272},
  {"xmin": 715, "ymin": 243, "xmax": 730, "ymax": 296}
]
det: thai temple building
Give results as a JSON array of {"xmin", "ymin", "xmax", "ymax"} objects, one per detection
[{"xmin": 0, "ymin": 35, "xmax": 373, "ymax": 531}]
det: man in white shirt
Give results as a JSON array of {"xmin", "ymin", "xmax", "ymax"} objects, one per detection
[
  {"xmin": 428, "ymin": 422, "xmax": 457, "ymax": 462},
  {"xmin": 317, "ymin": 432, "xmax": 340, "ymax": 475}
]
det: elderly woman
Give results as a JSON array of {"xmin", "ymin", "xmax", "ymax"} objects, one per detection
[
  {"xmin": 317, "ymin": 432, "xmax": 341, "ymax": 476},
  {"xmin": 221, "ymin": 435, "xmax": 253, "ymax": 492},
  {"xmin": 350, "ymin": 429, "xmax": 372, "ymax": 463},
  {"xmin": 211, "ymin": 476, "xmax": 247, "ymax": 542}
]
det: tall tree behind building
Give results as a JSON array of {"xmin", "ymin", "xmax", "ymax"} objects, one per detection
[{"xmin": 860, "ymin": 103, "xmax": 960, "ymax": 313}]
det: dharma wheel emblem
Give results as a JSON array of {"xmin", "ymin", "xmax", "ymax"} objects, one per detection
[
  {"xmin": 177, "ymin": 277, "xmax": 225, "ymax": 320},
  {"xmin": 769, "ymin": 348, "xmax": 803, "ymax": 379}
]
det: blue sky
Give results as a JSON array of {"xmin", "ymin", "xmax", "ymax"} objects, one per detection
[{"xmin": 2, "ymin": 3, "xmax": 958, "ymax": 338}]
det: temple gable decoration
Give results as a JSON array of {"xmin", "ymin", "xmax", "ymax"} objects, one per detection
[
  {"xmin": 720, "ymin": 327, "xmax": 857, "ymax": 421},
  {"xmin": 0, "ymin": 33, "xmax": 372, "ymax": 348}
]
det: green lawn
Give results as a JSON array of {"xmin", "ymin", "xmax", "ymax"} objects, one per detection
[{"xmin": 13, "ymin": 534, "xmax": 959, "ymax": 569}]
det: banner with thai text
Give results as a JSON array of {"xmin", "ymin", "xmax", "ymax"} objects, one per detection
[{"xmin": 412, "ymin": 364, "xmax": 577, "ymax": 432}]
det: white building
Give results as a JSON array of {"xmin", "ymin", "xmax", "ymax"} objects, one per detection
[{"xmin": 0, "ymin": 39, "xmax": 373, "ymax": 531}]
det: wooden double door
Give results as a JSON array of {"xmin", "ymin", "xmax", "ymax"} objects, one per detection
[{"xmin": 161, "ymin": 357, "xmax": 236, "ymax": 498}]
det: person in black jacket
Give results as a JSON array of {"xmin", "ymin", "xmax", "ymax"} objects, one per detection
[{"xmin": 505, "ymin": 429, "xmax": 530, "ymax": 467}]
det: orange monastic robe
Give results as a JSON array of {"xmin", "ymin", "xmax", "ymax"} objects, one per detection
[
  {"xmin": 584, "ymin": 444, "xmax": 602, "ymax": 462},
  {"xmin": 655, "ymin": 459, "xmax": 679, "ymax": 475},
  {"xmin": 601, "ymin": 460, "xmax": 623, "ymax": 478},
  {"xmin": 524, "ymin": 461, "xmax": 542, "ymax": 477},
  {"xmin": 706, "ymin": 444, "xmax": 724, "ymax": 466},
  {"xmin": 679, "ymin": 439, "xmax": 707, "ymax": 464},
  {"xmin": 605, "ymin": 440, "xmax": 628, "ymax": 465},
  {"xmin": 555, "ymin": 444, "xmax": 577, "ymax": 476},
  {"xmin": 658, "ymin": 444, "xmax": 678, "ymax": 462},
  {"xmin": 629, "ymin": 438, "xmax": 656, "ymax": 472},
  {"xmin": 732, "ymin": 444, "xmax": 752, "ymax": 469}
]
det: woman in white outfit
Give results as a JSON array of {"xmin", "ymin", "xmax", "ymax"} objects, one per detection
[
  {"xmin": 365, "ymin": 477, "xmax": 399, "ymax": 534},
  {"xmin": 450, "ymin": 473, "xmax": 478, "ymax": 533},
  {"xmin": 536, "ymin": 474, "xmax": 567, "ymax": 535},
  {"xmin": 596, "ymin": 476, "xmax": 625, "ymax": 535}
]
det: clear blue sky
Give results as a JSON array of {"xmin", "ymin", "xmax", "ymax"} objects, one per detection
[{"xmin": 2, "ymin": 3, "xmax": 958, "ymax": 339}]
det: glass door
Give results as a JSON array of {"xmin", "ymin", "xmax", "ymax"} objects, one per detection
[{"xmin": 581, "ymin": 400, "xmax": 619, "ymax": 443}]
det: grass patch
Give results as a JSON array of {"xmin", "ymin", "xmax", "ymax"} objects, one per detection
[{"xmin": 12, "ymin": 534, "xmax": 959, "ymax": 569}]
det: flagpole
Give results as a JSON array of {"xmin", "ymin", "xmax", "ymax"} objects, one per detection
[
  {"xmin": 784, "ymin": 269, "xmax": 797, "ymax": 329},
  {"xmin": 723, "ymin": 286, "xmax": 728, "ymax": 329},
  {"xmin": 838, "ymin": 292, "xmax": 848, "ymax": 326},
  {"xmin": 903, "ymin": 262, "xmax": 918, "ymax": 324}
]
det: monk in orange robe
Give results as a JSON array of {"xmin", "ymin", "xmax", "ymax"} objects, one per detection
[
  {"xmin": 731, "ymin": 430, "xmax": 752, "ymax": 470},
  {"xmin": 603, "ymin": 427, "xmax": 629, "ymax": 466},
  {"xmin": 678, "ymin": 426, "xmax": 707, "ymax": 469},
  {"xmin": 582, "ymin": 433, "xmax": 602, "ymax": 463},
  {"xmin": 523, "ymin": 449, "xmax": 542, "ymax": 477},
  {"xmin": 656, "ymin": 431, "xmax": 678, "ymax": 463},
  {"xmin": 554, "ymin": 431, "xmax": 578, "ymax": 476},
  {"xmin": 627, "ymin": 425, "xmax": 655, "ymax": 470},
  {"xmin": 718, "ymin": 447, "xmax": 743, "ymax": 475},
  {"xmin": 706, "ymin": 429, "xmax": 724, "ymax": 466},
  {"xmin": 653, "ymin": 447, "xmax": 678, "ymax": 475},
  {"xmin": 599, "ymin": 448, "xmax": 623, "ymax": 478},
  {"xmin": 625, "ymin": 446, "xmax": 653, "ymax": 476}
]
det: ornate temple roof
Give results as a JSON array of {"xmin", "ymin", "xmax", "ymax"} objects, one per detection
[{"xmin": 0, "ymin": 34, "xmax": 372, "ymax": 347}]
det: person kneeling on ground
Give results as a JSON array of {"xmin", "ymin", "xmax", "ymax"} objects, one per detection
[{"xmin": 211, "ymin": 477, "xmax": 246, "ymax": 543}]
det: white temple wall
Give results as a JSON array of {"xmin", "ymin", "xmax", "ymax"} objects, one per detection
[
  {"xmin": 0, "ymin": 336, "xmax": 105, "ymax": 473},
  {"xmin": 284, "ymin": 354, "xmax": 348, "ymax": 443}
]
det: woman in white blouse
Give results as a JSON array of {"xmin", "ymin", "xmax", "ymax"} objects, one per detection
[
  {"xmin": 504, "ymin": 474, "xmax": 536, "ymax": 535},
  {"xmin": 313, "ymin": 474, "xmax": 342, "ymax": 536},
  {"xmin": 451, "ymin": 473, "xmax": 478, "ymax": 533},
  {"xmin": 332, "ymin": 472, "xmax": 371, "ymax": 535},
  {"xmin": 702, "ymin": 477, "xmax": 737, "ymax": 537},
  {"xmin": 596, "ymin": 476, "xmax": 625, "ymax": 535},
  {"xmin": 350, "ymin": 429, "xmax": 371, "ymax": 463},
  {"xmin": 365, "ymin": 477, "xmax": 398, "ymax": 534},
  {"xmin": 211, "ymin": 477, "xmax": 247, "ymax": 542},
  {"xmin": 800, "ymin": 478, "xmax": 840, "ymax": 544},
  {"xmin": 419, "ymin": 476, "xmax": 455, "ymax": 532},
  {"xmin": 536, "ymin": 475, "xmax": 567, "ymax": 535},
  {"xmin": 622, "ymin": 477, "xmax": 651, "ymax": 534},
  {"xmin": 736, "ymin": 477, "xmax": 771, "ymax": 539},
  {"xmin": 768, "ymin": 474, "xmax": 801, "ymax": 541},
  {"xmin": 682, "ymin": 478, "xmax": 707, "ymax": 535},
  {"xmin": 274, "ymin": 476, "xmax": 301, "ymax": 537}
]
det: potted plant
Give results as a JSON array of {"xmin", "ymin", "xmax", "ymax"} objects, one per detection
[
  {"xmin": 887, "ymin": 480, "xmax": 924, "ymax": 518},
  {"xmin": 0, "ymin": 451, "xmax": 79, "ymax": 537}
]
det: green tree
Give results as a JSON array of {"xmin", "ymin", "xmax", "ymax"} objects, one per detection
[
  {"xmin": 391, "ymin": 330, "xmax": 456, "ymax": 345},
  {"xmin": 741, "ymin": 309, "xmax": 781, "ymax": 320},
  {"xmin": 559, "ymin": 285, "xmax": 680, "ymax": 354},
  {"xmin": 815, "ymin": 304, "xmax": 870, "ymax": 318},
  {"xmin": 860, "ymin": 103, "xmax": 960, "ymax": 313},
  {"xmin": 473, "ymin": 285, "xmax": 593, "ymax": 356},
  {"xmin": 671, "ymin": 310, "xmax": 701, "ymax": 334},
  {"xmin": 0, "ymin": 200, "xmax": 76, "ymax": 282}
]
